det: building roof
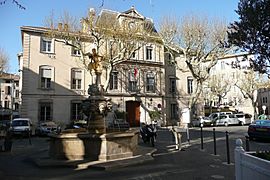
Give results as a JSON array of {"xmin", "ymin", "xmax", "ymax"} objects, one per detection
[
  {"xmin": 21, "ymin": 26, "xmax": 50, "ymax": 33},
  {"xmin": 0, "ymin": 73, "xmax": 19, "ymax": 80},
  {"xmin": 96, "ymin": 7, "xmax": 159, "ymax": 35},
  {"xmin": 217, "ymin": 52, "xmax": 251, "ymax": 60}
]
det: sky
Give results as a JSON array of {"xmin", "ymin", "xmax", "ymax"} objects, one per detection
[{"xmin": 0, "ymin": 0, "xmax": 240, "ymax": 74}]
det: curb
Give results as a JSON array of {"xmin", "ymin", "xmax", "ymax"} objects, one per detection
[{"xmin": 33, "ymin": 146, "xmax": 157, "ymax": 170}]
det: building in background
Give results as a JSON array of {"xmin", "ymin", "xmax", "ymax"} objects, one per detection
[
  {"xmin": 164, "ymin": 45, "xmax": 204, "ymax": 125},
  {"xmin": 19, "ymin": 7, "xmax": 165, "ymax": 128},
  {"xmin": 204, "ymin": 53, "xmax": 254, "ymax": 117},
  {"xmin": 0, "ymin": 73, "xmax": 20, "ymax": 120},
  {"xmin": 257, "ymin": 88, "xmax": 270, "ymax": 117}
]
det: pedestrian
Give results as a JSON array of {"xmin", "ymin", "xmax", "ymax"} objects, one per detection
[
  {"xmin": 171, "ymin": 126, "xmax": 182, "ymax": 151},
  {"xmin": 4, "ymin": 130, "xmax": 12, "ymax": 152}
]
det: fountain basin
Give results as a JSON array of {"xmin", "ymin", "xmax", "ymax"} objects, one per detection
[{"xmin": 49, "ymin": 129, "xmax": 139, "ymax": 161}]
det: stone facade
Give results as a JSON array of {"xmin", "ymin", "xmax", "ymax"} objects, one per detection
[{"xmin": 19, "ymin": 7, "xmax": 165, "ymax": 128}]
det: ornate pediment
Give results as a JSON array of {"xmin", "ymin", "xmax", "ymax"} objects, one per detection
[{"xmin": 118, "ymin": 6, "xmax": 145, "ymax": 20}]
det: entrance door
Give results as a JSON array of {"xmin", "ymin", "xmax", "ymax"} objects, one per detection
[{"xmin": 126, "ymin": 101, "xmax": 140, "ymax": 127}]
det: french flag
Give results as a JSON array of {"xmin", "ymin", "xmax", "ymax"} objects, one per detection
[{"xmin": 134, "ymin": 67, "xmax": 138, "ymax": 78}]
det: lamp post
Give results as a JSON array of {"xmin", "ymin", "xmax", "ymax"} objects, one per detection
[{"xmin": 262, "ymin": 105, "xmax": 266, "ymax": 115}]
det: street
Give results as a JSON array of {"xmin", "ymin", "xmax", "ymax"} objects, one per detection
[{"xmin": 0, "ymin": 125, "xmax": 269, "ymax": 180}]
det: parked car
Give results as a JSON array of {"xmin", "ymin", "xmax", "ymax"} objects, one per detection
[
  {"xmin": 214, "ymin": 114, "xmax": 240, "ymax": 126},
  {"xmin": 209, "ymin": 112, "xmax": 233, "ymax": 122},
  {"xmin": 192, "ymin": 116, "xmax": 213, "ymax": 127},
  {"xmin": 10, "ymin": 118, "xmax": 33, "ymax": 136},
  {"xmin": 65, "ymin": 120, "xmax": 88, "ymax": 130},
  {"xmin": 248, "ymin": 120, "xmax": 270, "ymax": 141},
  {"xmin": 235, "ymin": 113, "xmax": 252, "ymax": 125},
  {"xmin": 35, "ymin": 121, "xmax": 59, "ymax": 136}
]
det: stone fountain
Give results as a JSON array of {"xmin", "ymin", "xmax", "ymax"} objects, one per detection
[{"xmin": 49, "ymin": 48, "xmax": 139, "ymax": 161}]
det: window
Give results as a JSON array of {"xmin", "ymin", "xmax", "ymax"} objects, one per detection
[
  {"xmin": 4, "ymin": 101, "xmax": 9, "ymax": 109},
  {"xmin": 71, "ymin": 69, "xmax": 82, "ymax": 89},
  {"xmin": 72, "ymin": 47, "xmax": 81, "ymax": 56},
  {"xmin": 131, "ymin": 51, "xmax": 136, "ymax": 58},
  {"xmin": 109, "ymin": 71, "xmax": 118, "ymax": 90},
  {"xmin": 15, "ymin": 81, "xmax": 19, "ymax": 87},
  {"xmin": 71, "ymin": 102, "xmax": 83, "ymax": 121},
  {"xmin": 221, "ymin": 61, "xmax": 225, "ymax": 69},
  {"xmin": 40, "ymin": 38, "xmax": 52, "ymax": 53},
  {"xmin": 146, "ymin": 73, "xmax": 155, "ymax": 92},
  {"xmin": 40, "ymin": 66, "xmax": 52, "ymax": 89},
  {"xmin": 146, "ymin": 46, "xmax": 153, "ymax": 60},
  {"xmin": 168, "ymin": 53, "xmax": 172, "ymax": 60},
  {"xmin": 15, "ymin": 90, "xmax": 19, "ymax": 98},
  {"xmin": 14, "ymin": 103, "xmax": 19, "ymax": 111},
  {"xmin": 263, "ymin": 97, "xmax": 268, "ymax": 103},
  {"xmin": 171, "ymin": 103, "xmax": 178, "ymax": 119},
  {"xmin": 232, "ymin": 72, "xmax": 235, "ymax": 79},
  {"xmin": 128, "ymin": 71, "xmax": 137, "ymax": 92},
  {"xmin": 5, "ymin": 86, "xmax": 11, "ymax": 95},
  {"xmin": 187, "ymin": 77, "xmax": 193, "ymax": 94},
  {"xmin": 170, "ymin": 78, "xmax": 176, "ymax": 93},
  {"xmin": 39, "ymin": 101, "xmax": 52, "ymax": 121}
]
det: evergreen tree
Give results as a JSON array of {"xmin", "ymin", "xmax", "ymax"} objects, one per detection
[{"xmin": 228, "ymin": 0, "xmax": 270, "ymax": 74}]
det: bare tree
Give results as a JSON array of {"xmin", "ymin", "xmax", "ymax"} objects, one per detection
[
  {"xmin": 0, "ymin": 47, "xmax": 9, "ymax": 74},
  {"xmin": 43, "ymin": 10, "xmax": 80, "ymax": 32},
  {"xmin": 160, "ymin": 14, "xmax": 231, "ymax": 114},
  {"xmin": 234, "ymin": 71, "xmax": 267, "ymax": 119},
  {"xmin": 45, "ymin": 8, "xmax": 160, "ymax": 91},
  {"xmin": 204, "ymin": 74, "xmax": 231, "ymax": 112},
  {"xmin": 0, "ymin": 0, "xmax": 25, "ymax": 10}
]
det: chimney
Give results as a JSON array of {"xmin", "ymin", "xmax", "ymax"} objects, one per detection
[
  {"xmin": 64, "ymin": 24, "xmax": 69, "ymax": 31},
  {"xmin": 89, "ymin": 8, "xmax": 96, "ymax": 17},
  {"xmin": 58, "ymin": 23, "xmax": 62, "ymax": 31}
]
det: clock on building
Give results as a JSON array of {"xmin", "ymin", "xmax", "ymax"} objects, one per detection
[{"xmin": 128, "ymin": 22, "xmax": 136, "ymax": 30}]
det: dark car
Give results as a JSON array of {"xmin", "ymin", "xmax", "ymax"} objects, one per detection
[
  {"xmin": 248, "ymin": 120, "xmax": 270, "ymax": 140},
  {"xmin": 35, "ymin": 121, "xmax": 58, "ymax": 136}
]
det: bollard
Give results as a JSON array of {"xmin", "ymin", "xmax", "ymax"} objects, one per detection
[
  {"xmin": 171, "ymin": 127, "xmax": 175, "ymax": 142},
  {"xmin": 200, "ymin": 126, "xmax": 204, "ymax": 150},
  {"xmin": 186, "ymin": 126, "xmax": 190, "ymax": 145},
  {"xmin": 213, "ymin": 128, "xmax": 217, "ymax": 155},
  {"xmin": 225, "ymin": 131, "xmax": 230, "ymax": 164},
  {"xmin": 28, "ymin": 130, "xmax": 32, "ymax": 145},
  {"xmin": 245, "ymin": 136, "xmax": 250, "ymax": 151}
]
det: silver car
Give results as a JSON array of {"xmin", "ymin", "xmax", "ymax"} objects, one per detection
[
  {"xmin": 192, "ymin": 116, "xmax": 213, "ymax": 127},
  {"xmin": 215, "ymin": 114, "xmax": 240, "ymax": 126}
]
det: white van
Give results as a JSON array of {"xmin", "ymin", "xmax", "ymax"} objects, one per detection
[
  {"xmin": 10, "ymin": 118, "xmax": 33, "ymax": 136},
  {"xmin": 234, "ymin": 113, "xmax": 252, "ymax": 125}
]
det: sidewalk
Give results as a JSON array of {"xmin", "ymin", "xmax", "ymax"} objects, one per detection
[
  {"xmin": 153, "ymin": 127, "xmax": 236, "ymax": 180},
  {"xmin": 1, "ymin": 128, "xmax": 236, "ymax": 179},
  {"xmin": 33, "ymin": 143, "xmax": 157, "ymax": 170}
]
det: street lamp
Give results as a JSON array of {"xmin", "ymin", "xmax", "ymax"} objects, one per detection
[{"xmin": 262, "ymin": 105, "xmax": 266, "ymax": 115}]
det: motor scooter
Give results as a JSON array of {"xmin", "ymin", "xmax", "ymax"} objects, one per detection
[{"xmin": 140, "ymin": 124, "xmax": 156, "ymax": 147}]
